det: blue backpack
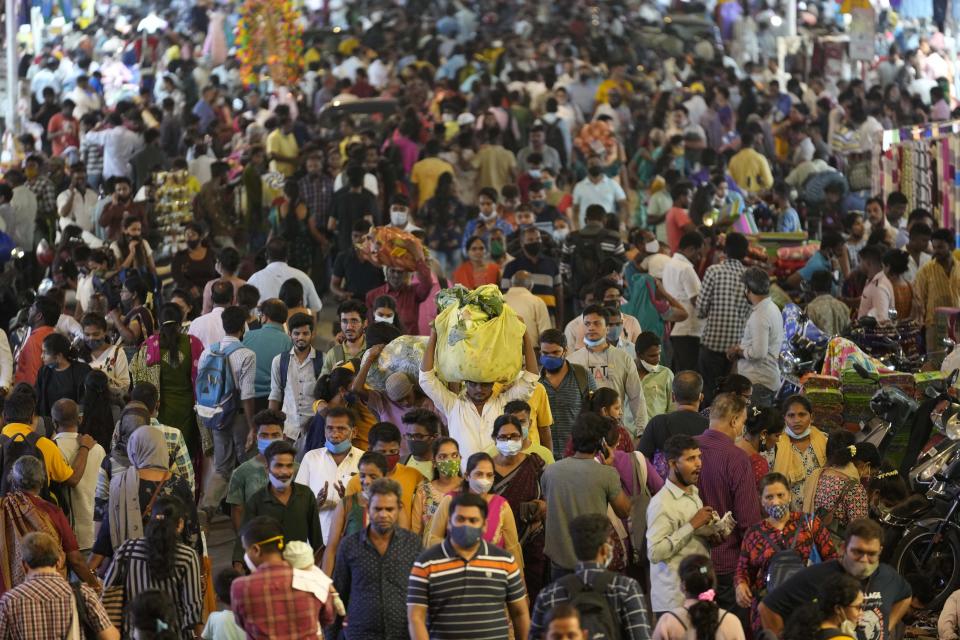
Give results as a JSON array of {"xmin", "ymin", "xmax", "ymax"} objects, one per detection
[{"xmin": 195, "ymin": 342, "xmax": 244, "ymax": 430}]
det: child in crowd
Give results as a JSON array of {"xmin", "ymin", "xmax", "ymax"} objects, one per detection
[{"xmin": 202, "ymin": 569, "xmax": 245, "ymax": 640}]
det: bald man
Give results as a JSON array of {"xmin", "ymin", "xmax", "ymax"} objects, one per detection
[
  {"xmin": 503, "ymin": 270, "xmax": 552, "ymax": 346},
  {"xmin": 51, "ymin": 398, "xmax": 106, "ymax": 553}
]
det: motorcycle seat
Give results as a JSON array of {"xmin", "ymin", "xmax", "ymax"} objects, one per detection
[{"xmin": 891, "ymin": 495, "xmax": 931, "ymax": 520}]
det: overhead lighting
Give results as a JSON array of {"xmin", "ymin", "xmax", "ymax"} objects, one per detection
[{"xmin": 771, "ymin": 15, "xmax": 783, "ymax": 26}]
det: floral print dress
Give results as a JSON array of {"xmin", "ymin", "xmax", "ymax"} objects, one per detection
[{"xmin": 736, "ymin": 513, "xmax": 838, "ymax": 632}]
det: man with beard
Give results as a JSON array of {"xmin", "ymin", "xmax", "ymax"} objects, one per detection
[
  {"xmin": 235, "ymin": 440, "xmax": 323, "ymax": 564},
  {"xmin": 269, "ymin": 313, "xmax": 322, "ymax": 440},
  {"xmin": 329, "ymin": 478, "xmax": 422, "ymax": 640},
  {"xmin": 538, "ymin": 329, "xmax": 596, "ymax": 459},
  {"xmin": 97, "ymin": 176, "xmax": 146, "ymax": 242},
  {"xmin": 646, "ymin": 433, "xmax": 714, "ymax": 614},
  {"xmin": 760, "ymin": 518, "xmax": 912, "ymax": 640},
  {"xmin": 321, "ymin": 300, "xmax": 367, "ymax": 375},
  {"xmin": 56, "ymin": 161, "xmax": 98, "ymax": 234}
]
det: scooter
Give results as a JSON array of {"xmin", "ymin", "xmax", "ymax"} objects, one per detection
[
  {"xmin": 849, "ymin": 362, "xmax": 918, "ymax": 461},
  {"xmin": 889, "ymin": 372, "xmax": 960, "ymax": 609},
  {"xmin": 778, "ymin": 303, "xmax": 830, "ymax": 399}
]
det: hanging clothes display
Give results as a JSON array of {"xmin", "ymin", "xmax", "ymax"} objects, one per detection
[{"xmin": 876, "ymin": 119, "xmax": 960, "ymax": 231}]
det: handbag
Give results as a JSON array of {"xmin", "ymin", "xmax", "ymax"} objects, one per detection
[{"xmin": 101, "ymin": 478, "xmax": 168, "ymax": 629}]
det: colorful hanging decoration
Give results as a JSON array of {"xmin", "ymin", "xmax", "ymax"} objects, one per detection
[{"xmin": 235, "ymin": 0, "xmax": 303, "ymax": 88}]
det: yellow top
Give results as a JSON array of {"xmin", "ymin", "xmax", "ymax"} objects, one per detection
[
  {"xmin": 2, "ymin": 423, "xmax": 72, "ymax": 483},
  {"xmin": 344, "ymin": 463, "xmax": 425, "ymax": 525}
]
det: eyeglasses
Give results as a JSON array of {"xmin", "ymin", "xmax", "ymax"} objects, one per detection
[
  {"xmin": 496, "ymin": 434, "xmax": 522, "ymax": 442},
  {"xmin": 847, "ymin": 547, "xmax": 880, "ymax": 561},
  {"xmin": 405, "ymin": 433, "xmax": 433, "ymax": 441}
]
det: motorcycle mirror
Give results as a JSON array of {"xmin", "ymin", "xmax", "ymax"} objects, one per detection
[
  {"xmin": 888, "ymin": 308, "xmax": 899, "ymax": 321},
  {"xmin": 852, "ymin": 362, "xmax": 873, "ymax": 380},
  {"xmin": 944, "ymin": 338, "xmax": 957, "ymax": 349}
]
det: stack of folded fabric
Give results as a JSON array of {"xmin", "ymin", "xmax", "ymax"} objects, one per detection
[
  {"xmin": 807, "ymin": 388, "xmax": 844, "ymax": 432},
  {"xmin": 878, "ymin": 371, "xmax": 916, "ymax": 399},
  {"xmin": 915, "ymin": 371, "xmax": 947, "ymax": 399},
  {"xmin": 803, "ymin": 374, "xmax": 841, "ymax": 391},
  {"xmin": 841, "ymin": 366, "xmax": 880, "ymax": 430}
]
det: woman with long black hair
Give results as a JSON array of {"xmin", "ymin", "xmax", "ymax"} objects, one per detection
[
  {"xmin": 130, "ymin": 303, "xmax": 204, "ymax": 456},
  {"xmin": 102, "ymin": 495, "xmax": 203, "ymax": 640},
  {"xmin": 80, "ymin": 369, "xmax": 119, "ymax": 451},
  {"xmin": 782, "ymin": 574, "xmax": 863, "ymax": 640},
  {"xmin": 652, "ymin": 554, "xmax": 746, "ymax": 639}
]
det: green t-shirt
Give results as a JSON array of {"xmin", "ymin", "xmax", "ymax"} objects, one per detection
[{"xmin": 225, "ymin": 457, "xmax": 300, "ymax": 507}]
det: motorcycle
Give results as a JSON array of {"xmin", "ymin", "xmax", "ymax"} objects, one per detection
[
  {"xmin": 849, "ymin": 362, "xmax": 918, "ymax": 461},
  {"xmin": 778, "ymin": 303, "xmax": 830, "ymax": 399},
  {"xmin": 889, "ymin": 371, "xmax": 960, "ymax": 609}
]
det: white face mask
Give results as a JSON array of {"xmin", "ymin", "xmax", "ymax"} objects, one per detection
[
  {"xmin": 390, "ymin": 208, "xmax": 409, "ymax": 226},
  {"xmin": 554, "ymin": 228, "xmax": 570, "ymax": 242},
  {"xmin": 469, "ymin": 477, "xmax": 493, "ymax": 495},
  {"xmin": 374, "ymin": 313, "xmax": 394, "ymax": 324},
  {"xmin": 639, "ymin": 359, "xmax": 661, "ymax": 373},
  {"xmin": 645, "ymin": 239, "xmax": 660, "ymax": 253}
]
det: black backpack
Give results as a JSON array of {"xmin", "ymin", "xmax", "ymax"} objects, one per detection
[
  {"xmin": 760, "ymin": 524, "xmax": 805, "ymax": 594},
  {"xmin": 278, "ymin": 351, "xmax": 324, "ymax": 391},
  {"xmin": 557, "ymin": 572, "xmax": 620, "ymax": 640},
  {"xmin": 543, "ymin": 119, "xmax": 567, "ymax": 168},
  {"xmin": 0, "ymin": 431, "xmax": 66, "ymax": 513},
  {"xmin": 568, "ymin": 229, "xmax": 604, "ymax": 294}
]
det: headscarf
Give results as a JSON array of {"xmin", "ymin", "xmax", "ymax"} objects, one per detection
[{"xmin": 108, "ymin": 427, "xmax": 169, "ymax": 549}]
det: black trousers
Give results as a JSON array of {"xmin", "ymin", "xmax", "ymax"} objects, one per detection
[
  {"xmin": 670, "ymin": 336, "xmax": 701, "ymax": 373},
  {"xmin": 699, "ymin": 346, "xmax": 732, "ymax": 405}
]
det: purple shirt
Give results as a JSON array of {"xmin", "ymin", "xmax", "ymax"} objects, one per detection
[
  {"xmin": 612, "ymin": 450, "xmax": 664, "ymax": 496},
  {"xmin": 696, "ymin": 429, "xmax": 762, "ymax": 575}
]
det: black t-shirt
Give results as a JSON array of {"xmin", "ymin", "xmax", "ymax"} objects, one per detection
[
  {"xmin": 637, "ymin": 409, "xmax": 709, "ymax": 459},
  {"xmin": 36, "ymin": 361, "xmax": 91, "ymax": 417},
  {"xmin": 762, "ymin": 560, "xmax": 912, "ymax": 640},
  {"xmin": 332, "ymin": 249, "xmax": 385, "ymax": 299}
]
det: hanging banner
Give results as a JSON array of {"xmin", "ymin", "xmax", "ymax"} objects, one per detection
[{"xmin": 849, "ymin": 7, "xmax": 876, "ymax": 61}]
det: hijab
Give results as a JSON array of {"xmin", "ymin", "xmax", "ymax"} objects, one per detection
[{"xmin": 108, "ymin": 426, "xmax": 169, "ymax": 549}]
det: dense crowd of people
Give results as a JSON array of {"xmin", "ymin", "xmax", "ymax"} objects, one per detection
[{"xmin": 1, "ymin": 0, "xmax": 960, "ymax": 639}]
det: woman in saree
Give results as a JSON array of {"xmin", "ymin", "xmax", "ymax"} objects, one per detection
[
  {"xmin": 130, "ymin": 303, "xmax": 204, "ymax": 458},
  {"xmin": 490, "ymin": 414, "xmax": 547, "ymax": 600}
]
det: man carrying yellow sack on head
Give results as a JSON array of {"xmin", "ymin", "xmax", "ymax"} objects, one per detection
[{"xmin": 419, "ymin": 290, "xmax": 540, "ymax": 463}]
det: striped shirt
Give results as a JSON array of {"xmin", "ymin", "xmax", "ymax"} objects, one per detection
[
  {"xmin": 102, "ymin": 538, "xmax": 203, "ymax": 638},
  {"xmin": 913, "ymin": 257, "xmax": 960, "ymax": 325},
  {"xmin": 0, "ymin": 572, "xmax": 112, "ymax": 640},
  {"xmin": 530, "ymin": 562, "xmax": 652, "ymax": 640},
  {"xmin": 407, "ymin": 539, "xmax": 526, "ymax": 639}
]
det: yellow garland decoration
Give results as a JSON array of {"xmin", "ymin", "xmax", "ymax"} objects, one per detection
[{"xmin": 236, "ymin": 0, "xmax": 303, "ymax": 87}]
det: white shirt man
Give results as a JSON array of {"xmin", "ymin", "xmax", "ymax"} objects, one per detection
[
  {"xmin": 187, "ymin": 306, "xmax": 226, "ymax": 346},
  {"xmin": 269, "ymin": 347, "xmax": 322, "ymax": 440},
  {"xmin": 571, "ymin": 174, "xmax": 626, "ymax": 227},
  {"xmin": 8, "ymin": 185, "xmax": 38, "ymax": 249},
  {"xmin": 56, "ymin": 185, "xmax": 99, "ymax": 233},
  {"xmin": 54, "ymin": 431, "xmax": 106, "ymax": 551},
  {"xmin": 662, "ymin": 252, "xmax": 704, "ymax": 339},
  {"xmin": 82, "ymin": 125, "xmax": 144, "ymax": 179},
  {"xmin": 247, "ymin": 261, "xmax": 323, "ymax": 312},
  {"xmin": 295, "ymin": 444, "xmax": 363, "ymax": 543}
]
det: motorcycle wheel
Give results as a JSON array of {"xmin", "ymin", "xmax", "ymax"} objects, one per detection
[{"xmin": 892, "ymin": 526, "xmax": 960, "ymax": 609}]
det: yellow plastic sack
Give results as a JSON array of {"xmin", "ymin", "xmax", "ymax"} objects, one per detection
[{"xmin": 434, "ymin": 296, "xmax": 526, "ymax": 383}]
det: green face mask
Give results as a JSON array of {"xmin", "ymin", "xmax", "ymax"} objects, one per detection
[
  {"xmin": 490, "ymin": 240, "xmax": 505, "ymax": 259},
  {"xmin": 436, "ymin": 459, "xmax": 461, "ymax": 478}
]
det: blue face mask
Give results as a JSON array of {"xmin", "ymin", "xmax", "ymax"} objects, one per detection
[
  {"xmin": 325, "ymin": 438, "xmax": 352, "ymax": 454},
  {"xmin": 584, "ymin": 336, "xmax": 606, "ymax": 348},
  {"xmin": 607, "ymin": 325, "xmax": 623, "ymax": 343},
  {"xmin": 539, "ymin": 354, "xmax": 564, "ymax": 372},
  {"xmin": 257, "ymin": 437, "xmax": 275, "ymax": 456}
]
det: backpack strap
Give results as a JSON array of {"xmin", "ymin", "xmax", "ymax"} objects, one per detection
[
  {"xmin": 758, "ymin": 527, "xmax": 786, "ymax": 552},
  {"xmin": 279, "ymin": 351, "xmax": 292, "ymax": 392},
  {"xmin": 570, "ymin": 363, "xmax": 591, "ymax": 405}
]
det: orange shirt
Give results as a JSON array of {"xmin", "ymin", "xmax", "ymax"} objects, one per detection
[
  {"xmin": 452, "ymin": 262, "xmax": 500, "ymax": 289},
  {"xmin": 14, "ymin": 326, "xmax": 54, "ymax": 386}
]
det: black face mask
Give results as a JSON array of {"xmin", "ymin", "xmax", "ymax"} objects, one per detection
[
  {"xmin": 186, "ymin": 239, "xmax": 201, "ymax": 250},
  {"xmin": 408, "ymin": 439, "xmax": 431, "ymax": 458},
  {"xmin": 524, "ymin": 242, "xmax": 542, "ymax": 257},
  {"xmin": 588, "ymin": 166, "xmax": 602, "ymax": 178}
]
